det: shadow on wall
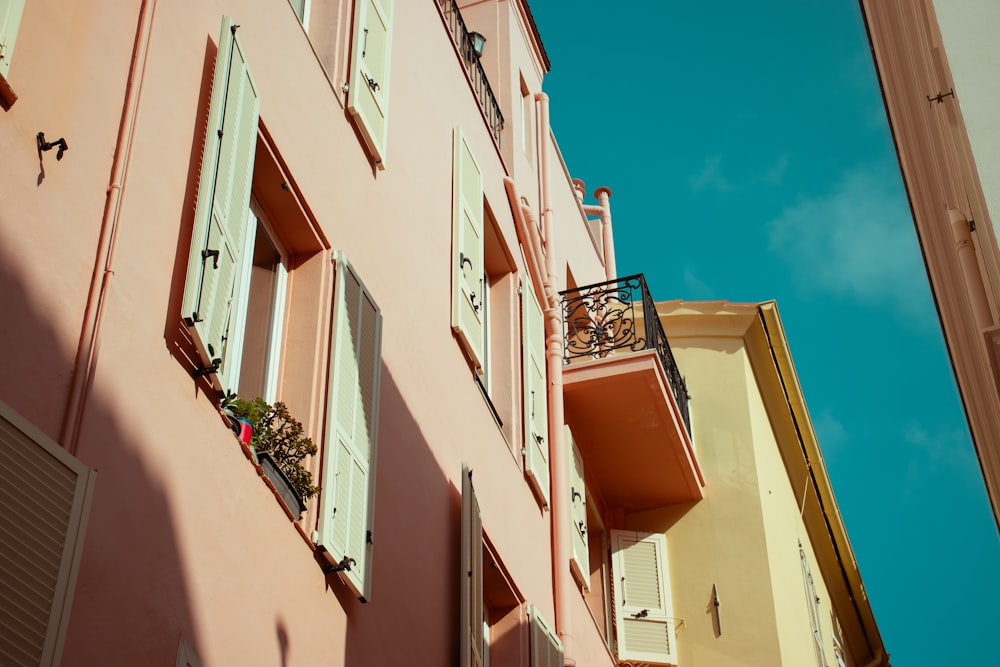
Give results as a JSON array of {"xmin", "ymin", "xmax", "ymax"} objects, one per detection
[
  {"xmin": 0, "ymin": 245, "xmax": 203, "ymax": 666},
  {"xmin": 339, "ymin": 363, "xmax": 462, "ymax": 667}
]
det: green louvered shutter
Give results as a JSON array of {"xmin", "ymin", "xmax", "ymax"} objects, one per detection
[
  {"xmin": 451, "ymin": 127, "xmax": 485, "ymax": 370},
  {"xmin": 0, "ymin": 0, "xmax": 25, "ymax": 79},
  {"xmin": 181, "ymin": 16, "xmax": 260, "ymax": 391},
  {"xmin": 611, "ymin": 530, "xmax": 676, "ymax": 665},
  {"xmin": 529, "ymin": 605, "xmax": 563, "ymax": 667},
  {"xmin": 0, "ymin": 401, "xmax": 96, "ymax": 667},
  {"xmin": 318, "ymin": 252, "xmax": 383, "ymax": 600},
  {"xmin": 567, "ymin": 426, "xmax": 589, "ymax": 588},
  {"xmin": 460, "ymin": 465, "xmax": 483, "ymax": 667},
  {"xmin": 522, "ymin": 275, "xmax": 548, "ymax": 506},
  {"xmin": 347, "ymin": 0, "xmax": 392, "ymax": 167}
]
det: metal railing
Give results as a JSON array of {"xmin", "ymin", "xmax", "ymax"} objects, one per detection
[
  {"xmin": 437, "ymin": 0, "xmax": 504, "ymax": 147},
  {"xmin": 560, "ymin": 274, "xmax": 691, "ymax": 434}
]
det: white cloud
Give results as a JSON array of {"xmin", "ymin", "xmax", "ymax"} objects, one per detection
[
  {"xmin": 766, "ymin": 163, "xmax": 931, "ymax": 318},
  {"xmin": 682, "ymin": 266, "xmax": 715, "ymax": 300},
  {"xmin": 762, "ymin": 153, "xmax": 791, "ymax": 186},
  {"xmin": 690, "ymin": 155, "xmax": 734, "ymax": 192},
  {"xmin": 813, "ymin": 407, "xmax": 850, "ymax": 455},
  {"xmin": 901, "ymin": 422, "xmax": 980, "ymax": 493}
]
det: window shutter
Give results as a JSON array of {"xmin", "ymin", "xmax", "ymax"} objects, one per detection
[
  {"xmin": 451, "ymin": 127, "xmax": 485, "ymax": 370},
  {"xmin": 0, "ymin": 0, "xmax": 25, "ymax": 79},
  {"xmin": 317, "ymin": 252, "xmax": 383, "ymax": 600},
  {"xmin": 528, "ymin": 605, "xmax": 563, "ymax": 667},
  {"xmin": 0, "ymin": 401, "xmax": 96, "ymax": 667},
  {"xmin": 611, "ymin": 530, "xmax": 677, "ymax": 665},
  {"xmin": 460, "ymin": 465, "xmax": 484, "ymax": 667},
  {"xmin": 181, "ymin": 16, "xmax": 260, "ymax": 391},
  {"xmin": 567, "ymin": 426, "xmax": 589, "ymax": 589},
  {"xmin": 347, "ymin": 0, "xmax": 392, "ymax": 167},
  {"xmin": 521, "ymin": 275, "xmax": 548, "ymax": 506}
]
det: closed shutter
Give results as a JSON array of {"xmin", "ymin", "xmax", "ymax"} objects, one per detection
[
  {"xmin": 529, "ymin": 605, "xmax": 563, "ymax": 667},
  {"xmin": 317, "ymin": 252, "xmax": 383, "ymax": 600},
  {"xmin": 451, "ymin": 127, "xmax": 485, "ymax": 370},
  {"xmin": 347, "ymin": 0, "xmax": 393, "ymax": 167},
  {"xmin": 567, "ymin": 426, "xmax": 589, "ymax": 589},
  {"xmin": 0, "ymin": 0, "xmax": 25, "ymax": 79},
  {"xmin": 0, "ymin": 401, "xmax": 96, "ymax": 667},
  {"xmin": 181, "ymin": 16, "xmax": 260, "ymax": 391},
  {"xmin": 460, "ymin": 465, "xmax": 484, "ymax": 667},
  {"xmin": 521, "ymin": 275, "xmax": 548, "ymax": 506},
  {"xmin": 611, "ymin": 530, "xmax": 677, "ymax": 665}
]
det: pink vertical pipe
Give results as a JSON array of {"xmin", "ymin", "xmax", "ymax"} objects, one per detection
[
  {"xmin": 534, "ymin": 91, "xmax": 575, "ymax": 665},
  {"xmin": 61, "ymin": 0, "xmax": 157, "ymax": 452},
  {"xmin": 594, "ymin": 187, "xmax": 616, "ymax": 282},
  {"xmin": 949, "ymin": 208, "xmax": 993, "ymax": 330}
]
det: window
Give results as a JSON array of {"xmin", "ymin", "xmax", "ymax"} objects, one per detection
[
  {"xmin": 461, "ymin": 465, "xmax": 485, "ymax": 667},
  {"xmin": 610, "ymin": 530, "xmax": 677, "ymax": 666},
  {"xmin": 520, "ymin": 74, "xmax": 532, "ymax": 159},
  {"xmin": 181, "ymin": 16, "xmax": 261, "ymax": 394},
  {"xmin": 800, "ymin": 542, "xmax": 825, "ymax": 667},
  {"xmin": 347, "ymin": 0, "xmax": 393, "ymax": 167},
  {"xmin": 0, "ymin": 400, "xmax": 96, "ymax": 667},
  {"xmin": 231, "ymin": 204, "xmax": 287, "ymax": 402},
  {"xmin": 316, "ymin": 252, "xmax": 383, "ymax": 601},
  {"xmin": 521, "ymin": 275, "xmax": 548, "ymax": 506},
  {"xmin": 452, "ymin": 126, "xmax": 486, "ymax": 370},
  {"xmin": 0, "ymin": 0, "xmax": 24, "ymax": 107}
]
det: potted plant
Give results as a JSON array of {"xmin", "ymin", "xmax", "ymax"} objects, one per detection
[{"xmin": 221, "ymin": 396, "xmax": 319, "ymax": 518}]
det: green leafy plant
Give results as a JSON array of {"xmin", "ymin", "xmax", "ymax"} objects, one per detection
[{"xmin": 224, "ymin": 396, "xmax": 319, "ymax": 502}]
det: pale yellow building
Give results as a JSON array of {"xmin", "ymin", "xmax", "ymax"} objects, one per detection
[{"xmin": 582, "ymin": 300, "xmax": 890, "ymax": 667}]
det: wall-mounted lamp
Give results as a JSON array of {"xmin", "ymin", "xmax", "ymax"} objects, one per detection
[
  {"xmin": 468, "ymin": 31, "xmax": 486, "ymax": 58},
  {"xmin": 37, "ymin": 132, "xmax": 69, "ymax": 161}
]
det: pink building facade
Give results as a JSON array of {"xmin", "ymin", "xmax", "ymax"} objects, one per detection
[{"xmin": 0, "ymin": 2, "xmax": 887, "ymax": 666}]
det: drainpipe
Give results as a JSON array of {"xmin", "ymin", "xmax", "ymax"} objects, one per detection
[
  {"xmin": 579, "ymin": 188, "xmax": 615, "ymax": 281},
  {"xmin": 504, "ymin": 177, "xmax": 545, "ymax": 298},
  {"xmin": 60, "ymin": 0, "xmax": 157, "ymax": 453},
  {"xmin": 948, "ymin": 207, "xmax": 993, "ymax": 329},
  {"xmin": 535, "ymin": 91, "xmax": 575, "ymax": 666}
]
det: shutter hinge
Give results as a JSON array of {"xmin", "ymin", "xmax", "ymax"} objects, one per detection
[
  {"xmin": 366, "ymin": 530, "xmax": 373, "ymax": 545},
  {"xmin": 969, "ymin": 218, "xmax": 977, "ymax": 232},
  {"xmin": 322, "ymin": 555, "xmax": 356, "ymax": 574},
  {"xmin": 192, "ymin": 358, "xmax": 221, "ymax": 378}
]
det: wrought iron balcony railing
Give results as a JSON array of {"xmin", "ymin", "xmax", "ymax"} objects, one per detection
[
  {"xmin": 437, "ymin": 0, "xmax": 504, "ymax": 147},
  {"xmin": 560, "ymin": 274, "xmax": 691, "ymax": 434}
]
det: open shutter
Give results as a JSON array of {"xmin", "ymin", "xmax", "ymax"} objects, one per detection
[
  {"xmin": 460, "ymin": 465, "xmax": 484, "ymax": 667},
  {"xmin": 451, "ymin": 127, "xmax": 485, "ymax": 370},
  {"xmin": 181, "ymin": 16, "xmax": 260, "ymax": 390},
  {"xmin": 0, "ymin": 401, "xmax": 96, "ymax": 667},
  {"xmin": 529, "ymin": 605, "xmax": 563, "ymax": 667},
  {"xmin": 567, "ymin": 426, "xmax": 589, "ymax": 589},
  {"xmin": 611, "ymin": 530, "xmax": 677, "ymax": 665},
  {"xmin": 522, "ymin": 275, "xmax": 549, "ymax": 506},
  {"xmin": 347, "ymin": 0, "xmax": 393, "ymax": 167},
  {"xmin": 318, "ymin": 252, "xmax": 383, "ymax": 600},
  {"xmin": 0, "ymin": 0, "xmax": 25, "ymax": 79}
]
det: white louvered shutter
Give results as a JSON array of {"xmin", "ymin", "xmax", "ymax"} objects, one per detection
[
  {"xmin": 0, "ymin": 401, "xmax": 96, "ymax": 667},
  {"xmin": 181, "ymin": 16, "xmax": 259, "ymax": 391},
  {"xmin": 567, "ymin": 426, "xmax": 589, "ymax": 588},
  {"xmin": 347, "ymin": 0, "xmax": 393, "ymax": 167},
  {"xmin": 611, "ymin": 530, "xmax": 677, "ymax": 665},
  {"xmin": 451, "ymin": 127, "xmax": 486, "ymax": 370},
  {"xmin": 318, "ymin": 252, "xmax": 383, "ymax": 600},
  {"xmin": 460, "ymin": 465, "xmax": 484, "ymax": 667},
  {"xmin": 0, "ymin": 0, "xmax": 24, "ymax": 79},
  {"xmin": 529, "ymin": 605, "xmax": 563, "ymax": 667},
  {"xmin": 522, "ymin": 275, "xmax": 549, "ymax": 506}
]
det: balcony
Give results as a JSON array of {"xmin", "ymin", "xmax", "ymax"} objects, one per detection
[
  {"xmin": 437, "ymin": 0, "xmax": 504, "ymax": 147},
  {"xmin": 560, "ymin": 275, "xmax": 703, "ymax": 511}
]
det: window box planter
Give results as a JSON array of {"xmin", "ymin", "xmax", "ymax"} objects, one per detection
[{"xmin": 257, "ymin": 450, "xmax": 307, "ymax": 519}]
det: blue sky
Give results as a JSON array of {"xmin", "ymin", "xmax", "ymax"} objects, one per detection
[{"xmin": 531, "ymin": 2, "xmax": 1000, "ymax": 665}]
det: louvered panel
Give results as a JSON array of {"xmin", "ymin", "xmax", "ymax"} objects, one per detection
[
  {"xmin": 336, "ymin": 268, "xmax": 362, "ymax": 441},
  {"xmin": 623, "ymin": 540, "xmax": 662, "ymax": 609},
  {"xmin": 0, "ymin": 406, "xmax": 94, "ymax": 667},
  {"xmin": 623, "ymin": 620, "xmax": 671, "ymax": 655},
  {"xmin": 357, "ymin": 290, "xmax": 379, "ymax": 452}
]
